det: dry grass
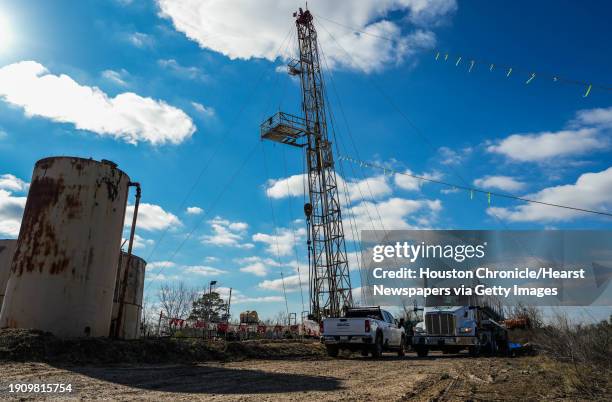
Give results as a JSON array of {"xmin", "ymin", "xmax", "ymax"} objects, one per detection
[{"xmin": 510, "ymin": 313, "xmax": 612, "ymax": 398}]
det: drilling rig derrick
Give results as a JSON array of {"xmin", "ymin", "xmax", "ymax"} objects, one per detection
[{"xmin": 260, "ymin": 7, "xmax": 352, "ymax": 321}]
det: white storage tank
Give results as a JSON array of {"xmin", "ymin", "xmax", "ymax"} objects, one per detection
[
  {"xmin": 0, "ymin": 157, "xmax": 132, "ymax": 337},
  {"xmin": 0, "ymin": 239, "xmax": 17, "ymax": 311},
  {"xmin": 110, "ymin": 252, "xmax": 146, "ymax": 339}
]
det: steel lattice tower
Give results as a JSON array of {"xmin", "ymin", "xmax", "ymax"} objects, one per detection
[{"xmin": 261, "ymin": 7, "xmax": 352, "ymax": 320}]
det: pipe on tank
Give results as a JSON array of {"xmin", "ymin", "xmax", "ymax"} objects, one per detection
[{"xmin": 114, "ymin": 182, "xmax": 141, "ymax": 338}]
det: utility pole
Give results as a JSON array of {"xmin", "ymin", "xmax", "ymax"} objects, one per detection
[
  {"xmin": 226, "ymin": 287, "xmax": 232, "ymax": 322},
  {"xmin": 261, "ymin": 6, "xmax": 352, "ymax": 321},
  {"xmin": 206, "ymin": 280, "xmax": 217, "ymax": 322}
]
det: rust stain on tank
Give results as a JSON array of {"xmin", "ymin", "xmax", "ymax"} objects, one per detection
[
  {"xmin": 49, "ymin": 256, "xmax": 70, "ymax": 275},
  {"xmin": 64, "ymin": 193, "xmax": 82, "ymax": 219},
  {"xmin": 12, "ymin": 176, "xmax": 67, "ymax": 275}
]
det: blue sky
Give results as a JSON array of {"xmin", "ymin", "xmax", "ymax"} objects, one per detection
[{"xmin": 0, "ymin": 0, "xmax": 611, "ymax": 321}]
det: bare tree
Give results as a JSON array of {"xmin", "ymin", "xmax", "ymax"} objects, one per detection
[
  {"xmin": 505, "ymin": 302, "xmax": 543, "ymax": 329},
  {"xmin": 140, "ymin": 294, "xmax": 158, "ymax": 337},
  {"xmin": 157, "ymin": 282, "xmax": 198, "ymax": 319}
]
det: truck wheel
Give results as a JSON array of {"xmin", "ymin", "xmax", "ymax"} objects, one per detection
[
  {"xmin": 360, "ymin": 349, "xmax": 369, "ymax": 357},
  {"xmin": 468, "ymin": 345, "xmax": 480, "ymax": 357},
  {"xmin": 326, "ymin": 345, "xmax": 339, "ymax": 357},
  {"xmin": 397, "ymin": 337, "xmax": 406, "ymax": 357},
  {"xmin": 371, "ymin": 334, "xmax": 383, "ymax": 358},
  {"xmin": 416, "ymin": 346, "xmax": 429, "ymax": 357}
]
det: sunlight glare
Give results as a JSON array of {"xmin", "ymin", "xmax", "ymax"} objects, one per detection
[{"xmin": 0, "ymin": 11, "xmax": 13, "ymax": 52}]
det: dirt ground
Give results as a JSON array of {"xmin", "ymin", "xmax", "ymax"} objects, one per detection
[{"xmin": 1, "ymin": 352, "xmax": 608, "ymax": 401}]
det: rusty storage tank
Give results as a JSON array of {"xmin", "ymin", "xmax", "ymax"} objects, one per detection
[
  {"xmin": 110, "ymin": 251, "xmax": 146, "ymax": 339},
  {"xmin": 0, "ymin": 239, "xmax": 17, "ymax": 311},
  {"xmin": 0, "ymin": 157, "xmax": 133, "ymax": 337}
]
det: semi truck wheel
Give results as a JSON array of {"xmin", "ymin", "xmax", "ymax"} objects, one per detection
[
  {"xmin": 415, "ymin": 346, "xmax": 429, "ymax": 357},
  {"xmin": 326, "ymin": 345, "xmax": 339, "ymax": 357}
]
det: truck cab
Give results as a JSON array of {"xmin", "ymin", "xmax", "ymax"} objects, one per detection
[{"xmin": 411, "ymin": 295, "xmax": 508, "ymax": 357}]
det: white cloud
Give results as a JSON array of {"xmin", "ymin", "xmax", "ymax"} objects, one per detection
[
  {"xmin": 127, "ymin": 32, "xmax": 154, "ymax": 48},
  {"xmin": 240, "ymin": 262, "xmax": 269, "ymax": 277},
  {"xmin": 122, "ymin": 233, "xmax": 154, "ymax": 249},
  {"xmin": 473, "ymin": 175, "xmax": 525, "ymax": 192},
  {"xmin": 438, "ymin": 146, "xmax": 472, "ymax": 165},
  {"xmin": 258, "ymin": 273, "xmax": 305, "ymax": 293},
  {"xmin": 488, "ymin": 106, "xmax": 612, "ymax": 162},
  {"xmin": 186, "ymin": 206, "xmax": 204, "ymax": 215},
  {"xmin": 0, "ymin": 174, "xmax": 28, "ymax": 192},
  {"xmin": 146, "ymin": 273, "xmax": 180, "ymax": 281},
  {"xmin": 125, "ymin": 203, "xmax": 181, "ymax": 231},
  {"xmin": 158, "ymin": 59, "xmax": 209, "ymax": 81},
  {"xmin": 266, "ymin": 173, "xmax": 391, "ymax": 201},
  {"xmin": 487, "ymin": 167, "xmax": 612, "ymax": 222},
  {"xmin": 201, "ymin": 216, "xmax": 253, "ymax": 248},
  {"xmin": 235, "ymin": 256, "xmax": 282, "ymax": 267},
  {"xmin": 101, "ymin": 69, "xmax": 129, "ymax": 86},
  {"xmin": 191, "ymin": 102, "xmax": 215, "ymax": 118},
  {"xmin": 236, "ymin": 255, "xmax": 288, "ymax": 277},
  {"xmin": 440, "ymin": 187, "xmax": 460, "ymax": 194},
  {"xmin": 156, "ymin": 0, "xmax": 455, "ymax": 73},
  {"xmin": 235, "ymin": 295, "xmax": 285, "ymax": 304},
  {"xmin": 394, "ymin": 170, "xmax": 442, "ymax": 191},
  {"xmin": 572, "ymin": 106, "xmax": 612, "ymax": 129},
  {"xmin": 346, "ymin": 197, "xmax": 441, "ymax": 239},
  {"xmin": 184, "ymin": 265, "xmax": 226, "ymax": 276},
  {"xmin": 147, "ymin": 260, "xmax": 177, "ymax": 270},
  {"xmin": 0, "ymin": 188, "xmax": 26, "ymax": 237},
  {"xmin": 487, "ymin": 128, "xmax": 603, "ymax": 162},
  {"xmin": 345, "ymin": 175, "xmax": 392, "ymax": 201},
  {"xmin": 266, "ymin": 174, "xmax": 305, "ymax": 199},
  {"xmin": 252, "ymin": 227, "xmax": 306, "ymax": 256},
  {"xmin": 0, "ymin": 61, "xmax": 195, "ymax": 145},
  {"xmin": 216, "ymin": 287, "xmax": 284, "ymax": 304},
  {"xmin": 406, "ymin": 0, "xmax": 458, "ymax": 26},
  {"xmin": 204, "ymin": 256, "xmax": 219, "ymax": 263}
]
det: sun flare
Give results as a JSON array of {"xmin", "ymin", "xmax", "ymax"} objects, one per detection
[{"xmin": 0, "ymin": 11, "xmax": 13, "ymax": 52}]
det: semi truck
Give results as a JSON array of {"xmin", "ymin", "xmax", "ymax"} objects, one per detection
[{"xmin": 411, "ymin": 294, "xmax": 509, "ymax": 357}]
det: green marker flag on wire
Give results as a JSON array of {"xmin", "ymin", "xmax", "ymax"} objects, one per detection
[
  {"xmin": 526, "ymin": 73, "xmax": 536, "ymax": 84},
  {"xmin": 488, "ymin": 192, "xmax": 491, "ymax": 205},
  {"xmin": 470, "ymin": 190, "xmax": 474, "ymax": 200},
  {"xmin": 584, "ymin": 84, "xmax": 592, "ymax": 98},
  {"xmin": 456, "ymin": 56, "xmax": 462, "ymax": 66}
]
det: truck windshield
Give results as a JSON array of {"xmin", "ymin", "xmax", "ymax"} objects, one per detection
[
  {"xmin": 345, "ymin": 309, "xmax": 383, "ymax": 320},
  {"xmin": 426, "ymin": 294, "xmax": 470, "ymax": 306}
]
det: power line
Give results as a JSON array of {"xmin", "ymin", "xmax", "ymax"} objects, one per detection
[
  {"xmin": 315, "ymin": 16, "xmax": 540, "ymax": 233},
  {"xmin": 316, "ymin": 16, "xmax": 563, "ymax": 282},
  {"xmin": 262, "ymin": 142, "xmax": 291, "ymax": 321},
  {"xmin": 314, "ymin": 13, "xmax": 612, "ymax": 95},
  {"xmin": 339, "ymin": 155, "xmax": 612, "ymax": 219},
  {"xmin": 144, "ymin": 24, "xmax": 295, "ymax": 264}
]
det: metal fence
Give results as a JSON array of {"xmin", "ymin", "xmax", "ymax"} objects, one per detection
[{"xmin": 145, "ymin": 312, "xmax": 321, "ymax": 340}]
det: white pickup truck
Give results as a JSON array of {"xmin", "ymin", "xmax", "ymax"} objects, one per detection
[{"xmin": 321, "ymin": 306, "xmax": 405, "ymax": 357}]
